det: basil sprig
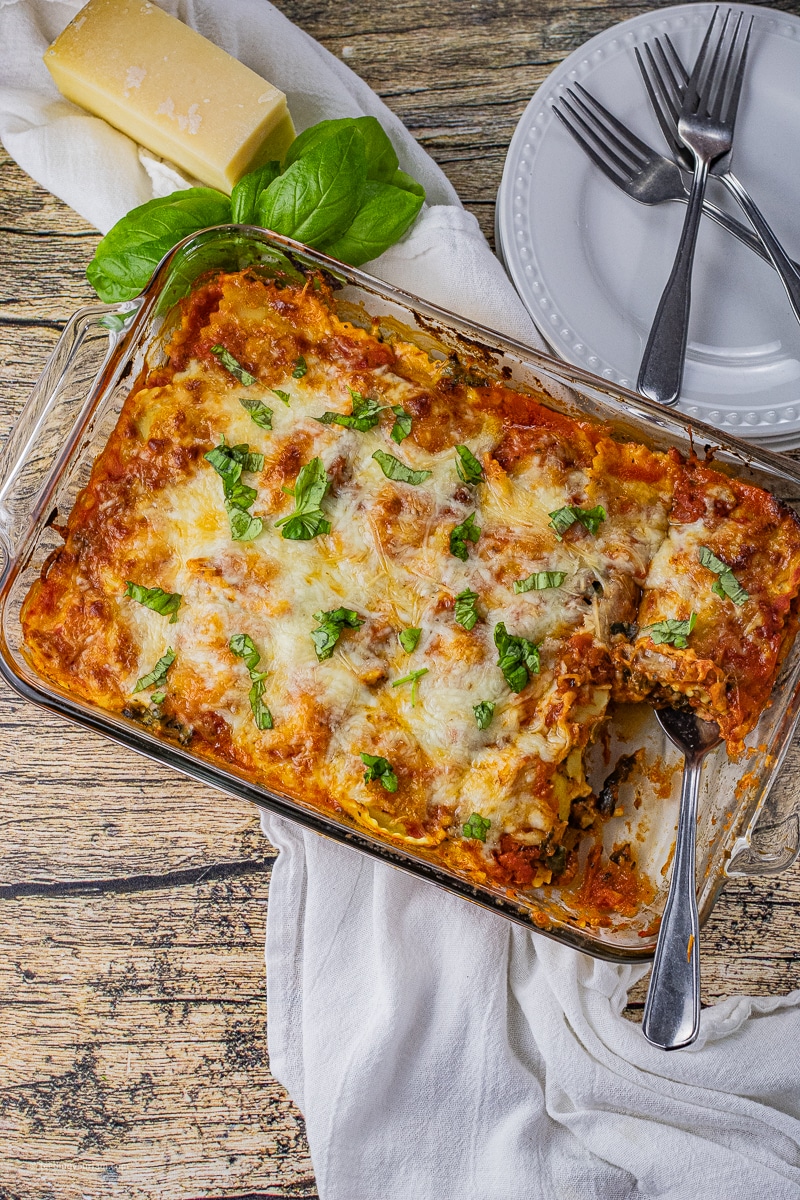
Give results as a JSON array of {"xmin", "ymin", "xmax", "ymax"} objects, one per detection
[
  {"xmin": 133, "ymin": 648, "xmax": 176, "ymax": 696},
  {"xmin": 454, "ymin": 589, "xmax": 480, "ymax": 631},
  {"xmin": 230, "ymin": 633, "xmax": 273, "ymax": 730},
  {"xmin": 86, "ymin": 118, "xmax": 426, "ymax": 303},
  {"xmin": 513, "ymin": 571, "xmax": 566, "ymax": 594},
  {"xmin": 494, "ymin": 622, "xmax": 540, "ymax": 693},
  {"xmin": 698, "ymin": 547, "xmax": 750, "ymax": 606},
  {"xmin": 316, "ymin": 389, "xmax": 384, "ymax": 431},
  {"xmin": 548, "ymin": 505, "xmax": 606, "ymax": 541},
  {"xmin": 240, "ymin": 397, "xmax": 273, "ymax": 430},
  {"xmin": 125, "ymin": 581, "xmax": 182, "ymax": 623},
  {"xmin": 450, "ymin": 512, "xmax": 481, "ymax": 561},
  {"xmin": 454, "ymin": 444, "xmax": 483, "ymax": 484},
  {"xmin": 271, "ymin": 389, "xmax": 292, "ymax": 407},
  {"xmin": 399, "ymin": 627, "xmax": 421, "ymax": 653},
  {"xmin": 372, "ymin": 450, "xmax": 432, "ymax": 485},
  {"xmin": 463, "ymin": 812, "xmax": 491, "ymax": 841},
  {"xmin": 473, "ymin": 701, "xmax": 495, "ymax": 731},
  {"xmin": 643, "ymin": 613, "xmax": 697, "ymax": 649},
  {"xmin": 275, "ymin": 457, "xmax": 331, "ymax": 540},
  {"xmin": 210, "ymin": 344, "xmax": 257, "ymax": 386},
  {"xmin": 360, "ymin": 752, "xmax": 398, "ymax": 792},
  {"xmin": 311, "ymin": 608, "xmax": 364, "ymax": 661},
  {"xmin": 205, "ymin": 438, "xmax": 264, "ymax": 542},
  {"xmin": 390, "ymin": 406, "xmax": 412, "ymax": 444}
]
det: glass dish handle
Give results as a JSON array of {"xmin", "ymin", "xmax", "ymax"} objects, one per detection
[
  {"xmin": 0, "ymin": 301, "xmax": 142, "ymax": 563},
  {"xmin": 727, "ymin": 764, "xmax": 800, "ymax": 877}
]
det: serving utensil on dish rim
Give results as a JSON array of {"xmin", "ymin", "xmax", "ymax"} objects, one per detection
[
  {"xmin": 637, "ymin": 28, "xmax": 800, "ymax": 330},
  {"xmin": 636, "ymin": 7, "xmax": 752, "ymax": 408},
  {"xmin": 551, "ymin": 83, "xmax": 793, "ymax": 273},
  {"xmin": 643, "ymin": 708, "xmax": 722, "ymax": 1050}
]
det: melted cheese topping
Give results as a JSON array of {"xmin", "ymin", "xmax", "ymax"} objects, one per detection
[{"xmin": 21, "ymin": 271, "xmax": 800, "ymax": 892}]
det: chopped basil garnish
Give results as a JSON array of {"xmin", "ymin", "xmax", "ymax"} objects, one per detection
[
  {"xmin": 230, "ymin": 633, "xmax": 273, "ymax": 730},
  {"xmin": 494, "ymin": 621, "xmax": 540, "ymax": 693},
  {"xmin": 473, "ymin": 700, "xmax": 495, "ymax": 730},
  {"xmin": 392, "ymin": 667, "xmax": 428, "ymax": 706},
  {"xmin": 449, "ymin": 512, "xmax": 481, "ymax": 561},
  {"xmin": 239, "ymin": 397, "xmax": 273, "ymax": 430},
  {"xmin": 316, "ymin": 388, "xmax": 384, "ymax": 432},
  {"xmin": 271, "ymin": 388, "xmax": 292, "ymax": 406},
  {"xmin": 390, "ymin": 405, "xmax": 412, "ymax": 444},
  {"xmin": 311, "ymin": 607, "xmax": 364, "ymax": 661},
  {"xmin": 513, "ymin": 570, "xmax": 566, "ymax": 594},
  {"xmin": 454, "ymin": 444, "xmax": 483, "ymax": 484},
  {"xmin": 399, "ymin": 627, "xmax": 421, "ymax": 653},
  {"xmin": 454, "ymin": 588, "xmax": 480, "ymax": 631},
  {"xmin": 548, "ymin": 504, "xmax": 606, "ymax": 540},
  {"xmin": 463, "ymin": 812, "xmax": 491, "ymax": 841},
  {"xmin": 275, "ymin": 457, "xmax": 331, "ymax": 540},
  {"xmin": 124, "ymin": 581, "xmax": 182, "ymax": 623},
  {"xmin": 360, "ymin": 752, "xmax": 398, "ymax": 792},
  {"xmin": 372, "ymin": 449, "xmax": 432, "ymax": 485},
  {"xmin": 133, "ymin": 647, "xmax": 176, "ymax": 694},
  {"xmin": 205, "ymin": 438, "xmax": 264, "ymax": 542},
  {"xmin": 643, "ymin": 613, "xmax": 697, "ymax": 649},
  {"xmin": 698, "ymin": 547, "xmax": 750, "ymax": 606},
  {"xmin": 292, "ymin": 356, "xmax": 308, "ymax": 379},
  {"xmin": 210, "ymin": 344, "xmax": 257, "ymax": 386}
]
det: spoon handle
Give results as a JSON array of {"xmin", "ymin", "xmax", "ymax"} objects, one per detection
[{"xmin": 642, "ymin": 752, "xmax": 702, "ymax": 1050}]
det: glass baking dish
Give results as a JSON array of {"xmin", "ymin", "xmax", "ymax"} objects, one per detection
[{"xmin": 1, "ymin": 225, "xmax": 799, "ymax": 962}]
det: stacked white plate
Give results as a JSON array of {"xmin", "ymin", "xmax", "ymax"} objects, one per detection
[{"xmin": 496, "ymin": 2, "xmax": 800, "ymax": 452}]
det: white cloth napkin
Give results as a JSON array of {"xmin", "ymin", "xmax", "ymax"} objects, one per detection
[{"xmin": 3, "ymin": 3, "xmax": 800, "ymax": 1198}]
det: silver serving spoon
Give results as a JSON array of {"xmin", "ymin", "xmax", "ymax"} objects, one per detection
[{"xmin": 642, "ymin": 707, "xmax": 722, "ymax": 1050}]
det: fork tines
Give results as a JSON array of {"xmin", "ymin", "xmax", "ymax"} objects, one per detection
[{"xmin": 552, "ymin": 84, "xmax": 652, "ymax": 184}]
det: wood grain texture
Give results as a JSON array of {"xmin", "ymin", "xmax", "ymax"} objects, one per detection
[{"xmin": 2, "ymin": 0, "xmax": 800, "ymax": 1194}]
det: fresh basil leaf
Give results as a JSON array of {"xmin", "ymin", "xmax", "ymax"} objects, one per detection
[
  {"xmin": 698, "ymin": 546, "xmax": 749, "ymax": 606},
  {"xmin": 360, "ymin": 751, "xmax": 398, "ymax": 792},
  {"xmin": 230, "ymin": 633, "xmax": 260, "ymax": 673},
  {"xmin": 494, "ymin": 622, "xmax": 540, "ymax": 693},
  {"xmin": 390, "ymin": 406, "xmax": 412, "ymax": 444},
  {"xmin": 323, "ymin": 180, "xmax": 424, "ymax": 266},
  {"xmin": 206, "ymin": 439, "xmax": 263, "ymax": 540},
  {"xmin": 258, "ymin": 125, "xmax": 366, "ymax": 248},
  {"xmin": 230, "ymin": 161, "xmax": 281, "ymax": 224},
  {"xmin": 454, "ymin": 444, "xmax": 483, "ymax": 484},
  {"xmin": 311, "ymin": 607, "xmax": 364, "ymax": 661},
  {"xmin": 275, "ymin": 457, "xmax": 331, "ymax": 540},
  {"xmin": 473, "ymin": 701, "xmax": 495, "ymax": 731},
  {"xmin": 548, "ymin": 504, "xmax": 606, "ymax": 540},
  {"xmin": 284, "ymin": 116, "xmax": 399, "ymax": 183},
  {"xmin": 86, "ymin": 188, "xmax": 232, "ymax": 302},
  {"xmin": 391, "ymin": 667, "xmax": 428, "ymax": 706},
  {"xmin": 643, "ymin": 613, "xmax": 697, "ymax": 649},
  {"xmin": 372, "ymin": 449, "xmax": 432, "ymax": 485},
  {"xmin": 463, "ymin": 812, "xmax": 491, "ymax": 841},
  {"xmin": 210, "ymin": 344, "xmax": 257, "ymax": 386},
  {"xmin": 230, "ymin": 634, "xmax": 274, "ymax": 729},
  {"xmin": 125, "ymin": 581, "xmax": 182, "ymax": 622},
  {"xmin": 513, "ymin": 571, "xmax": 566, "ymax": 594},
  {"xmin": 399, "ymin": 627, "xmax": 421, "ymax": 653},
  {"xmin": 226, "ymin": 504, "xmax": 263, "ymax": 542},
  {"xmin": 391, "ymin": 168, "xmax": 426, "ymax": 198},
  {"xmin": 292, "ymin": 357, "xmax": 307, "ymax": 379},
  {"xmin": 271, "ymin": 389, "xmax": 292, "ymax": 406},
  {"xmin": 225, "ymin": 480, "xmax": 258, "ymax": 509},
  {"xmin": 249, "ymin": 677, "xmax": 274, "ymax": 730},
  {"xmin": 316, "ymin": 389, "xmax": 385, "ymax": 431},
  {"xmin": 449, "ymin": 512, "xmax": 481, "ymax": 561},
  {"xmin": 133, "ymin": 648, "xmax": 176, "ymax": 694},
  {"xmin": 240, "ymin": 397, "xmax": 273, "ymax": 430},
  {"xmin": 150, "ymin": 690, "xmax": 167, "ymax": 706},
  {"xmin": 454, "ymin": 589, "xmax": 480, "ymax": 631}
]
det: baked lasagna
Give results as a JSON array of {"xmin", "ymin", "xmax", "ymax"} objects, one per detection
[{"xmin": 21, "ymin": 269, "xmax": 800, "ymax": 894}]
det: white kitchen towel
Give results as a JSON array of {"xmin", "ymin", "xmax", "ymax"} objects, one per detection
[{"xmin": 2, "ymin": 3, "xmax": 799, "ymax": 1199}]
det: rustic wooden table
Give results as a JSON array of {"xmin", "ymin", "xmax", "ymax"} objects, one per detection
[{"xmin": 2, "ymin": 1, "xmax": 800, "ymax": 1196}]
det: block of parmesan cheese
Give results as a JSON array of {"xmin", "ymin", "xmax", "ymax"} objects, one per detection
[{"xmin": 44, "ymin": 0, "xmax": 295, "ymax": 193}]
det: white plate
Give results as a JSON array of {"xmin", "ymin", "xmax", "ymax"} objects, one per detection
[{"xmin": 496, "ymin": 2, "xmax": 800, "ymax": 446}]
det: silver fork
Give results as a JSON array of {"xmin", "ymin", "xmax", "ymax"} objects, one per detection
[
  {"xmin": 638, "ymin": 30, "xmax": 800, "ymax": 327},
  {"xmin": 637, "ymin": 9, "xmax": 751, "ymax": 407},
  {"xmin": 552, "ymin": 85, "xmax": 794, "ymax": 272}
]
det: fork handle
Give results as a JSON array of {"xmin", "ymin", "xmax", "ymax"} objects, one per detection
[
  {"xmin": 637, "ymin": 157, "xmax": 709, "ymax": 406},
  {"xmin": 719, "ymin": 170, "xmax": 800, "ymax": 325},
  {"xmin": 642, "ymin": 750, "xmax": 702, "ymax": 1050}
]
